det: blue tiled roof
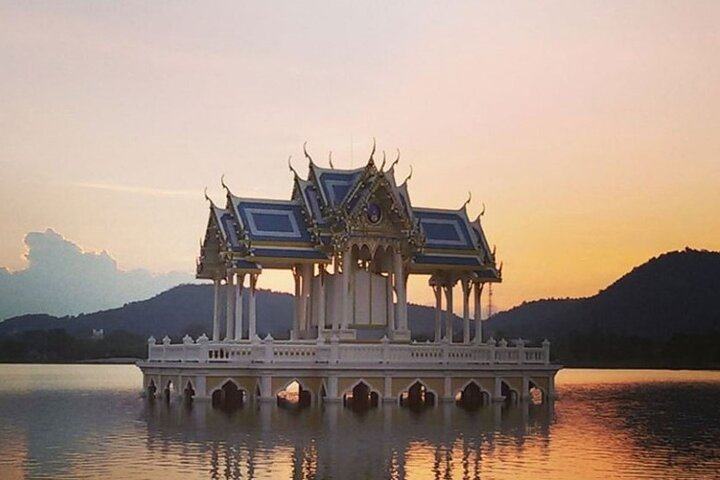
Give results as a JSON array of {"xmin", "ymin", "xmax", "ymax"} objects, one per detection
[
  {"xmin": 219, "ymin": 212, "xmax": 241, "ymax": 247},
  {"xmin": 413, "ymin": 209, "xmax": 475, "ymax": 250},
  {"xmin": 303, "ymin": 184, "xmax": 326, "ymax": 225},
  {"xmin": 234, "ymin": 199, "xmax": 313, "ymax": 243},
  {"xmin": 201, "ymin": 160, "xmax": 499, "ymax": 274},
  {"xmin": 317, "ymin": 170, "xmax": 364, "ymax": 207}
]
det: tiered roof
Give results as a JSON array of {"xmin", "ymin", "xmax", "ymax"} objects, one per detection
[{"xmin": 197, "ymin": 147, "xmax": 501, "ymax": 282}]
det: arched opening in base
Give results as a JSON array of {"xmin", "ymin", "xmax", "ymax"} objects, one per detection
[
  {"xmin": 277, "ymin": 380, "xmax": 312, "ymax": 410},
  {"xmin": 456, "ymin": 382, "xmax": 489, "ymax": 410},
  {"xmin": 399, "ymin": 381, "xmax": 436, "ymax": 411},
  {"xmin": 211, "ymin": 381, "xmax": 246, "ymax": 412},
  {"xmin": 146, "ymin": 380, "xmax": 157, "ymax": 401},
  {"xmin": 343, "ymin": 382, "xmax": 379, "ymax": 412},
  {"xmin": 500, "ymin": 380, "xmax": 518, "ymax": 404},
  {"xmin": 528, "ymin": 380, "xmax": 545, "ymax": 405},
  {"xmin": 163, "ymin": 380, "xmax": 174, "ymax": 403},
  {"xmin": 183, "ymin": 381, "xmax": 195, "ymax": 404}
]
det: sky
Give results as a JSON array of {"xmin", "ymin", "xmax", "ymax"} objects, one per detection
[{"xmin": 1, "ymin": 1, "xmax": 719, "ymax": 316}]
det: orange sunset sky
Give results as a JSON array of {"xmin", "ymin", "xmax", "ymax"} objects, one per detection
[{"xmin": 1, "ymin": 1, "xmax": 719, "ymax": 312}]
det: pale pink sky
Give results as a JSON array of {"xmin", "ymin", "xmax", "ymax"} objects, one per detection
[{"xmin": 1, "ymin": 1, "xmax": 719, "ymax": 311}]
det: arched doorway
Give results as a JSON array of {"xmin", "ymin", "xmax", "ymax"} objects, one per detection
[
  {"xmin": 211, "ymin": 380, "xmax": 246, "ymax": 412},
  {"xmin": 456, "ymin": 382, "xmax": 489, "ymax": 410},
  {"xmin": 399, "ymin": 381, "xmax": 436, "ymax": 411},
  {"xmin": 276, "ymin": 380, "xmax": 312, "ymax": 410},
  {"xmin": 500, "ymin": 380, "xmax": 518, "ymax": 404},
  {"xmin": 163, "ymin": 380, "xmax": 174, "ymax": 403},
  {"xmin": 183, "ymin": 381, "xmax": 195, "ymax": 404},
  {"xmin": 528, "ymin": 379, "xmax": 545, "ymax": 405},
  {"xmin": 343, "ymin": 381, "xmax": 379, "ymax": 412},
  {"xmin": 146, "ymin": 379, "xmax": 157, "ymax": 401}
]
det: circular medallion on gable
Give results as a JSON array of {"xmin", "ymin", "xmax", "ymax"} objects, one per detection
[{"xmin": 367, "ymin": 203, "xmax": 382, "ymax": 224}]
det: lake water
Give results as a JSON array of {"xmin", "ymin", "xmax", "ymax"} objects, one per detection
[{"xmin": 0, "ymin": 365, "xmax": 718, "ymax": 479}]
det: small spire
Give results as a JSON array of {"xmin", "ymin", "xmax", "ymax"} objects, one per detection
[
  {"xmin": 380, "ymin": 150, "xmax": 386, "ymax": 171},
  {"xmin": 303, "ymin": 141, "xmax": 314, "ymax": 165},
  {"xmin": 288, "ymin": 155, "xmax": 299, "ymax": 178},
  {"xmin": 368, "ymin": 137, "xmax": 376, "ymax": 163},
  {"xmin": 389, "ymin": 148, "xmax": 400, "ymax": 170},
  {"xmin": 479, "ymin": 202, "xmax": 486, "ymax": 217},
  {"xmin": 402, "ymin": 165, "xmax": 413, "ymax": 184},
  {"xmin": 220, "ymin": 174, "xmax": 231, "ymax": 195},
  {"xmin": 461, "ymin": 191, "xmax": 472, "ymax": 210},
  {"xmin": 328, "ymin": 151, "xmax": 335, "ymax": 169},
  {"xmin": 204, "ymin": 187, "xmax": 215, "ymax": 206}
]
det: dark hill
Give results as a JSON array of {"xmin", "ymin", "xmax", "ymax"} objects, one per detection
[
  {"xmin": 484, "ymin": 248, "xmax": 720, "ymax": 367},
  {"xmin": 486, "ymin": 248, "xmax": 720, "ymax": 341},
  {"xmin": 0, "ymin": 285, "xmax": 459, "ymax": 341}
]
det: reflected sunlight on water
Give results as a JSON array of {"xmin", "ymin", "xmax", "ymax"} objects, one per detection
[{"xmin": 0, "ymin": 365, "xmax": 719, "ymax": 479}]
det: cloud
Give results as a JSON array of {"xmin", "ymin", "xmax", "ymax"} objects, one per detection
[{"xmin": 0, "ymin": 229, "xmax": 193, "ymax": 320}]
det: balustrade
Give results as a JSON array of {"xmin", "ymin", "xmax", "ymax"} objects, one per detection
[{"xmin": 145, "ymin": 335, "xmax": 550, "ymax": 366}]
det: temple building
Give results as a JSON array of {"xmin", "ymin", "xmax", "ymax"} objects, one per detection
[{"xmin": 138, "ymin": 143, "xmax": 560, "ymax": 410}]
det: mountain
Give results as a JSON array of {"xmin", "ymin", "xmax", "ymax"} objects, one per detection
[
  {"xmin": 2, "ymin": 248, "xmax": 718, "ymax": 367},
  {"xmin": 0, "ymin": 285, "xmax": 459, "ymax": 341},
  {"xmin": 485, "ymin": 248, "xmax": 720, "ymax": 341}
]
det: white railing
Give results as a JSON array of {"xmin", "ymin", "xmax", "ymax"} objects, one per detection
[{"xmin": 146, "ymin": 334, "xmax": 551, "ymax": 367}]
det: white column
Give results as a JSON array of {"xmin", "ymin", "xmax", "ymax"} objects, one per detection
[
  {"xmin": 444, "ymin": 283, "xmax": 454, "ymax": 342},
  {"xmin": 473, "ymin": 282, "xmax": 484, "ymax": 345},
  {"xmin": 234, "ymin": 274, "xmax": 245, "ymax": 341},
  {"xmin": 292, "ymin": 266, "xmax": 301, "ymax": 339},
  {"xmin": 332, "ymin": 255, "xmax": 340, "ymax": 331},
  {"xmin": 212, "ymin": 278, "xmax": 221, "ymax": 341},
  {"xmin": 387, "ymin": 274, "xmax": 396, "ymax": 337},
  {"xmin": 317, "ymin": 266, "xmax": 326, "ymax": 339},
  {"xmin": 433, "ymin": 284, "xmax": 442, "ymax": 343},
  {"xmin": 393, "ymin": 252, "xmax": 407, "ymax": 330},
  {"xmin": 225, "ymin": 273, "xmax": 235, "ymax": 341},
  {"xmin": 301, "ymin": 263, "xmax": 313, "ymax": 334},
  {"xmin": 461, "ymin": 279, "xmax": 471, "ymax": 344},
  {"xmin": 341, "ymin": 250, "xmax": 351, "ymax": 330},
  {"xmin": 249, "ymin": 274, "xmax": 258, "ymax": 340}
]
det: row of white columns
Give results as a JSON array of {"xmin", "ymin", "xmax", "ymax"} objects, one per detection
[
  {"xmin": 212, "ymin": 272, "xmax": 259, "ymax": 342},
  {"xmin": 433, "ymin": 280, "xmax": 484, "ymax": 344}
]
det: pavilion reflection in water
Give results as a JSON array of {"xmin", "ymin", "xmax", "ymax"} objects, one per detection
[{"xmin": 141, "ymin": 400, "xmax": 554, "ymax": 480}]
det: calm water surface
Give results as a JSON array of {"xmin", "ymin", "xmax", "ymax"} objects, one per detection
[{"xmin": 0, "ymin": 365, "xmax": 719, "ymax": 479}]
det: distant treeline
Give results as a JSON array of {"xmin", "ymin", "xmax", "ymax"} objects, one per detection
[
  {"xmin": 548, "ymin": 331, "xmax": 720, "ymax": 369},
  {"xmin": 1, "ymin": 328, "xmax": 718, "ymax": 368},
  {"xmin": 0, "ymin": 329, "xmax": 146, "ymax": 363}
]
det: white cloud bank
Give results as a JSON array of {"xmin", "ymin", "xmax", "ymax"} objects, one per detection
[{"xmin": 0, "ymin": 229, "xmax": 193, "ymax": 320}]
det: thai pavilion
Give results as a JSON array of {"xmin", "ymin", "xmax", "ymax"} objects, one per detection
[{"xmin": 138, "ymin": 144, "xmax": 560, "ymax": 410}]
